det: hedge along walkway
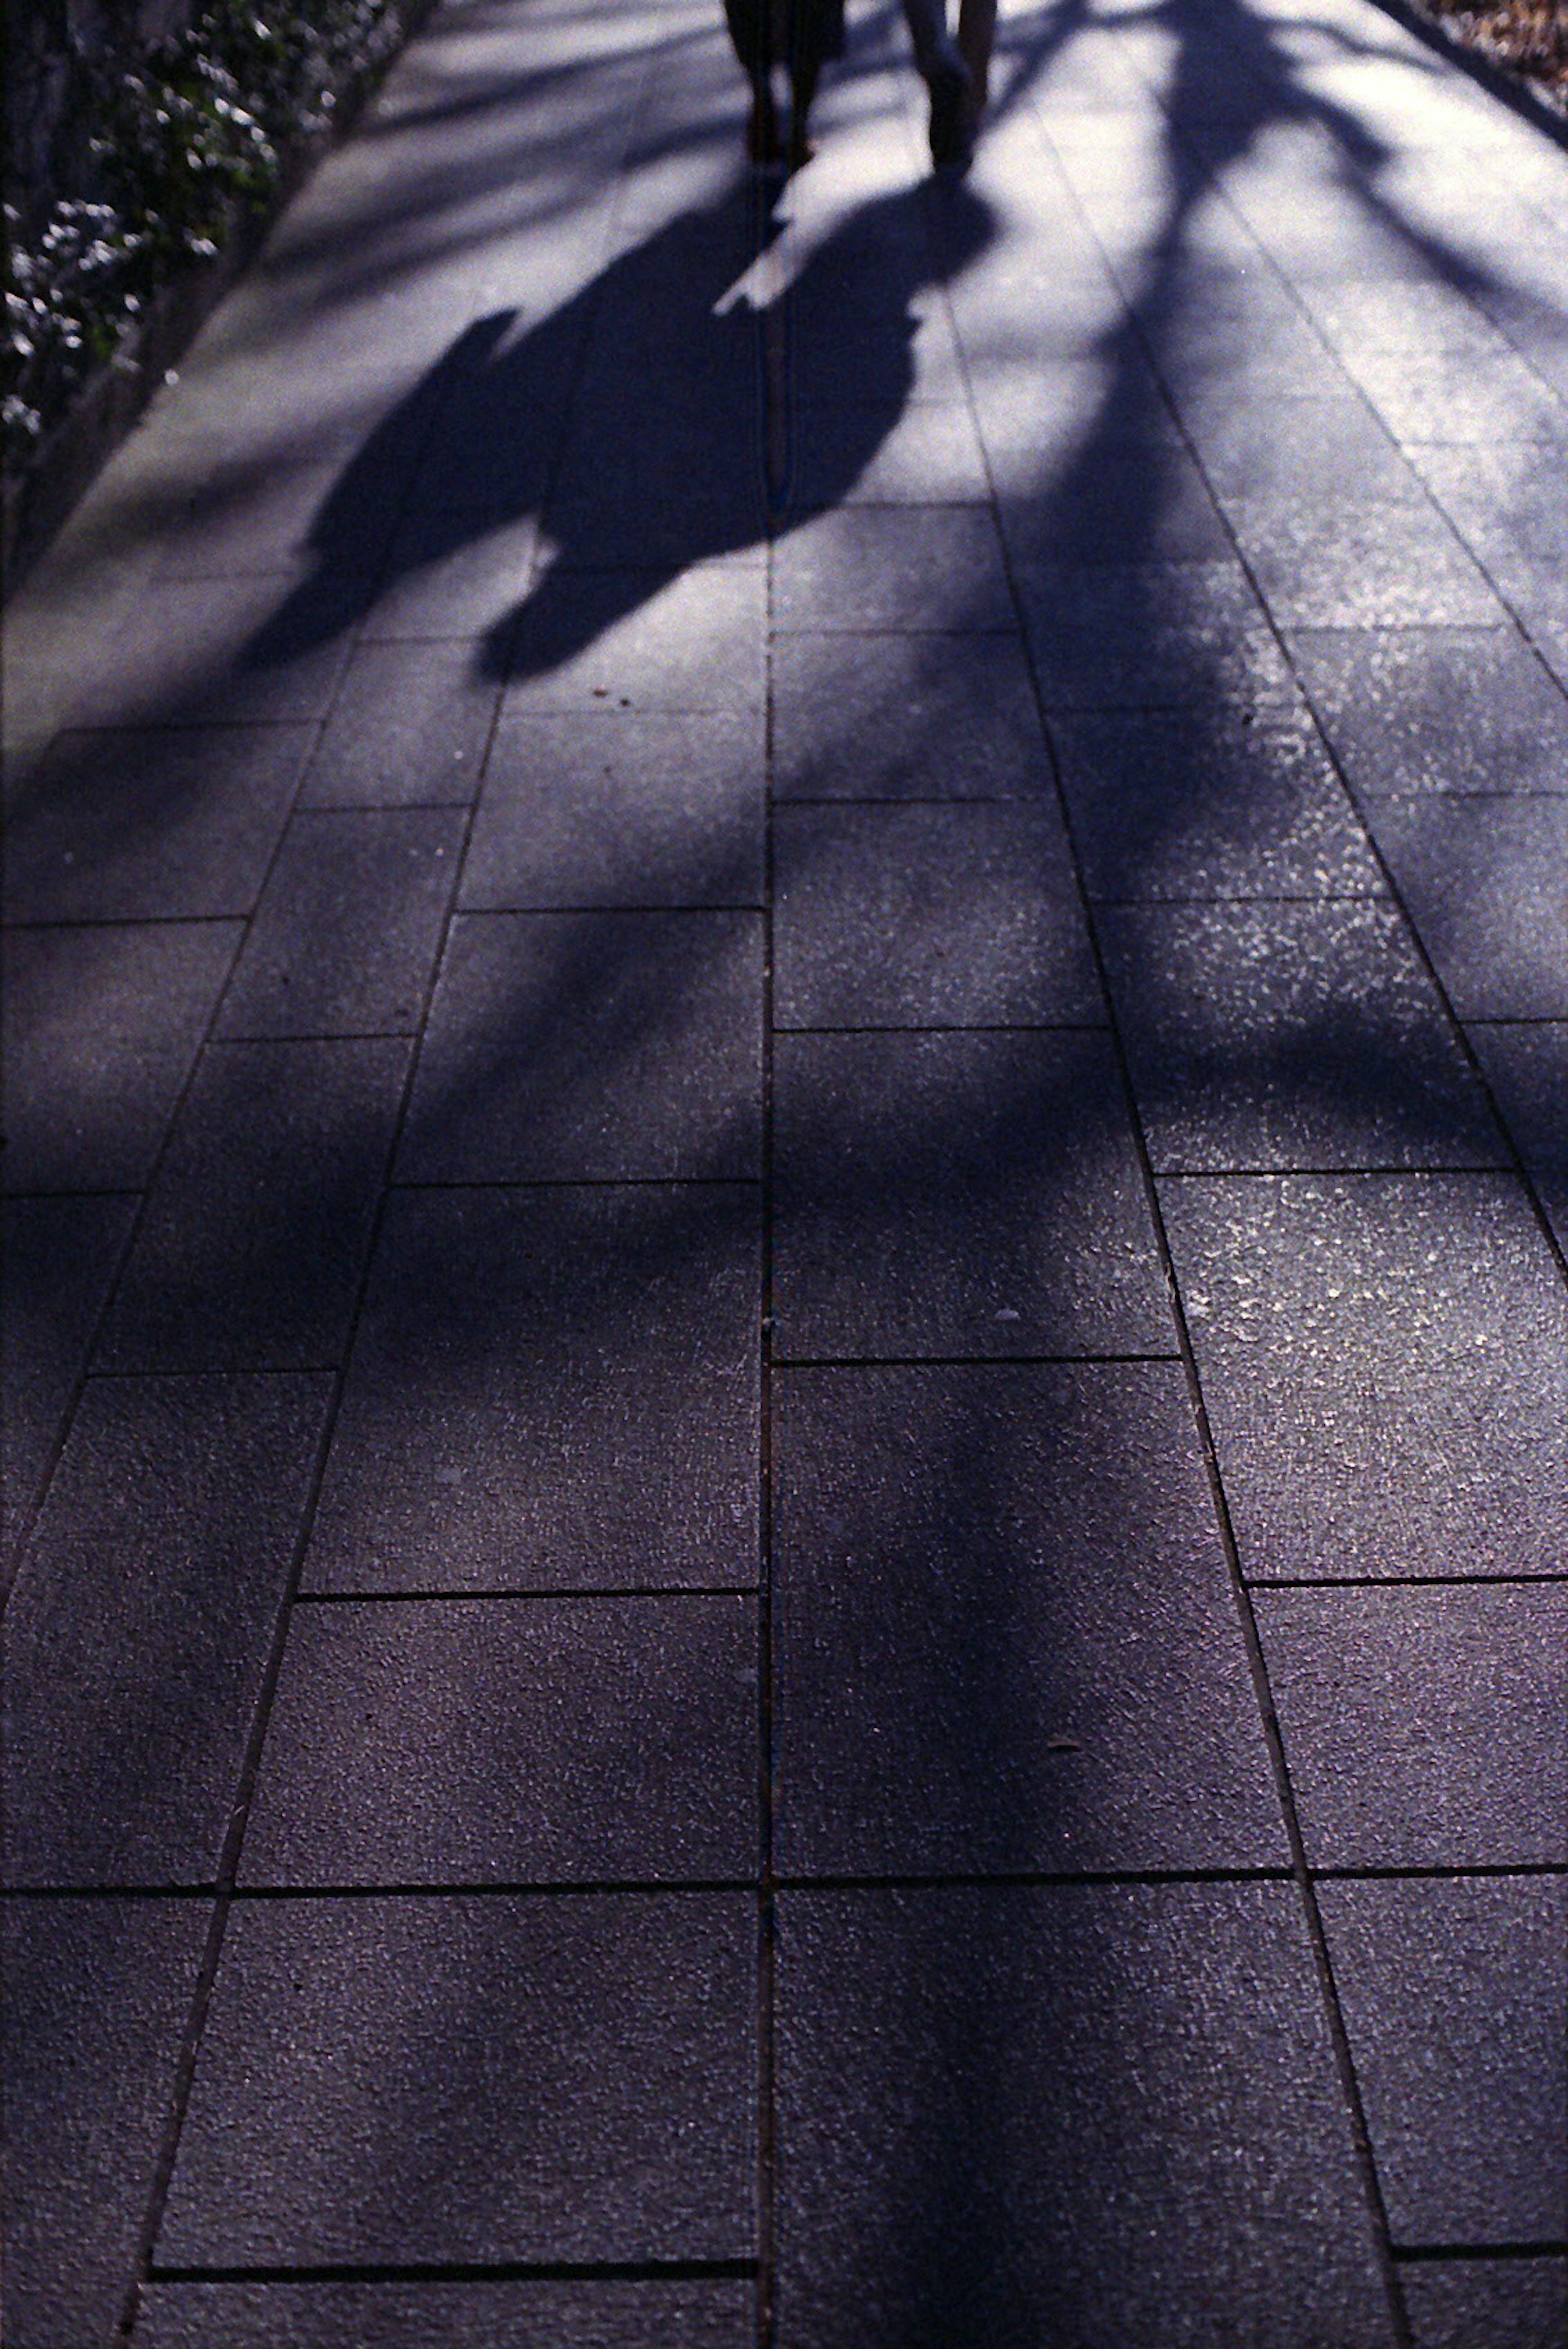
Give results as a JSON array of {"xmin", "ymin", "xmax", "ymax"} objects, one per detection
[{"xmin": 3, "ymin": 0, "xmax": 1567, "ymax": 2343}]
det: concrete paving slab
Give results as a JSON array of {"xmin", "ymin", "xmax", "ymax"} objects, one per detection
[
  {"xmin": 773, "ymin": 803, "xmax": 1096, "ymax": 1027},
  {"xmin": 1180, "ymin": 396, "xmax": 1424, "ymax": 505},
  {"xmin": 359, "ymin": 514, "xmax": 544, "ymax": 643},
  {"xmin": 397, "ymin": 909, "xmax": 761, "ymax": 1181},
  {"xmin": 2, "ymin": 1374, "xmax": 330, "ymax": 1885},
  {"xmin": 773, "ymin": 1363, "xmax": 1285, "ymax": 1875},
  {"xmin": 1255, "ymin": 1583, "xmax": 1568, "ymax": 1868},
  {"xmin": 1016, "ymin": 559, "xmax": 1296, "ymax": 713},
  {"xmin": 1100, "ymin": 898, "xmax": 1510, "ymax": 1172},
  {"xmin": 775, "ymin": 1884, "xmax": 1397, "ymax": 2347},
  {"xmin": 1407, "ymin": 442, "xmax": 1568, "ymax": 577},
  {"xmin": 776, "ymin": 402, "xmax": 990, "ymax": 511},
  {"xmin": 771, "ymin": 629, "xmax": 1048, "ymax": 799},
  {"xmin": 3, "ymin": 727, "xmax": 311, "ymax": 922},
  {"xmin": 1290, "ymin": 625, "xmax": 1568, "ymax": 796},
  {"xmin": 1160, "ymin": 1172, "xmax": 1568, "ymax": 1579},
  {"xmin": 1335, "ymin": 346, "xmax": 1568, "ymax": 447},
  {"xmin": 1223, "ymin": 496, "xmax": 1504, "ymax": 630},
  {"xmin": 136, "ymin": 2279, "xmax": 754, "ymax": 2349},
  {"xmin": 1465, "ymin": 1020, "xmax": 1568, "ymax": 1252},
  {"xmin": 215, "ymin": 807, "xmax": 463, "ymax": 1038},
  {"xmin": 1319, "ymin": 1876, "xmax": 1568, "ymax": 2248},
  {"xmin": 773, "ymin": 507, "xmax": 1014, "ymax": 632},
  {"xmin": 159, "ymin": 1893, "xmax": 755, "ymax": 2265},
  {"xmin": 7, "ymin": 0, "xmax": 1568, "ymax": 2327},
  {"xmin": 773, "ymin": 1029, "xmax": 1169, "ymax": 1358},
  {"xmin": 465, "ymin": 708, "xmax": 764, "ymax": 908},
  {"xmin": 1402, "ymin": 2257, "xmax": 1568, "ymax": 2349},
  {"xmin": 493, "ymin": 555, "xmax": 766, "ymax": 705},
  {"xmin": 1054, "ymin": 713, "xmax": 1380, "ymax": 901},
  {"xmin": 303, "ymin": 1182, "xmax": 758, "ymax": 1592},
  {"xmin": 300, "ymin": 640, "xmax": 500, "ymax": 806},
  {"xmin": 2, "ymin": 1898, "xmax": 208, "ymax": 2349},
  {"xmin": 0, "ymin": 1197, "xmax": 135, "ymax": 1568},
  {"xmin": 73, "ymin": 574, "xmax": 359, "ymax": 729},
  {"xmin": 240, "ymin": 1594, "xmax": 757, "ymax": 1884},
  {"xmin": 966, "ymin": 355, "xmax": 1180, "ymax": 503},
  {"xmin": 1, "ymin": 921, "xmax": 241, "ymax": 1192},
  {"xmin": 997, "ymin": 438, "xmax": 1234, "ymax": 568},
  {"xmin": 97, "ymin": 1037, "xmax": 408, "ymax": 1372},
  {"xmin": 1363, "ymin": 795, "xmax": 1568, "ymax": 1019}
]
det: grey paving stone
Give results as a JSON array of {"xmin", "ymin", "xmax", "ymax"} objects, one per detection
[
  {"xmin": 86, "ymin": 574, "xmax": 358, "ymax": 728},
  {"xmin": 1255, "ymin": 1585, "xmax": 1567, "ymax": 1869},
  {"xmin": 1363, "ymin": 796, "xmax": 1568, "ymax": 1019},
  {"xmin": 3, "ymin": 1374, "xmax": 330, "ymax": 1885},
  {"xmin": 782, "ymin": 287, "xmax": 967, "ymax": 406},
  {"xmin": 398, "ymin": 911, "xmax": 761, "ymax": 1182},
  {"xmin": 997, "ymin": 437, "xmax": 1234, "ymax": 568},
  {"xmin": 361, "ymin": 514, "xmax": 543, "ymax": 642},
  {"xmin": 1055, "ymin": 713, "xmax": 1381, "ymax": 900},
  {"xmin": 1222, "ymin": 498, "xmax": 1502, "ymax": 630},
  {"xmin": 1161, "ymin": 1173, "xmax": 1568, "ymax": 1580},
  {"xmin": 1403, "ymin": 2257, "xmax": 1568, "ymax": 2349},
  {"xmin": 2, "ymin": 1897, "xmax": 208, "ymax": 2349},
  {"xmin": 1155, "ymin": 305, "xmax": 1350, "ymax": 403},
  {"xmin": 98, "ymin": 1037, "xmax": 409, "ymax": 1371},
  {"xmin": 242, "ymin": 1594, "xmax": 757, "ymax": 1884},
  {"xmin": 1466, "ymin": 1021, "xmax": 1568, "ymax": 1251},
  {"xmin": 216, "ymin": 808, "xmax": 464, "ymax": 1037},
  {"xmin": 136, "ymin": 2279, "xmax": 754, "ymax": 2349},
  {"xmin": 1, "ymin": 921, "xmax": 240, "ymax": 1191},
  {"xmin": 1016, "ymin": 560, "xmax": 1296, "ymax": 713},
  {"xmin": 1337, "ymin": 346, "xmax": 1568, "ymax": 445},
  {"xmin": 1178, "ymin": 396, "xmax": 1421, "ymax": 506},
  {"xmin": 967, "ymin": 355, "xmax": 1181, "ymax": 503},
  {"xmin": 1319, "ymin": 1877, "xmax": 1568, "ymax": 2248},
  {"xmin": 775, "ymin": 1884, "xmax": 1396, "ymax": 2347},
  {"xmin": 159, "ymin": 1893, "xmax": 755, "ymax": 2266},
  {"xmin": 464, "ymin": 709, "xmax": 764, "ymax": 909},
  {"xmin": 773, "ymin": 508, "xmax": 1014, "ymax": 632},
  {"xmin": 1100, "ymin": 899, "xmax": 1509, "ymax": 1172},
  {"xmin": 1, "ymin": 1196, "xmax": 135, "ymax": 1568},
  {"xmin": 1406, "ymin": 442, "xmax": 1568, "ymax": 579},
  {"xmin": 3, "ymin": 726, "xmax": 311, "ymax": 921},
  {"xmin": 501, "ymin": 563, "xmax": 766, "ymax": 710},
  {"xmin": 777, "ymin": 402, "xmax": 990, "ymax": 512},
  {"xmin": 305, "ymin": 1183, "xmax": 758, "ymax": 1592},
  {"xmin": 771, "ymin": 631, "xmax": 1049, "ymax": 800},
  {"xmin": 773, "ymin": 804, "xmax": 1098, "ymax": 1028},
  {"xmin": 1290, "ymin": 626, "xmax": 1568, "ymax": 795},
  {"xmin": 774, "ymin": 1029, "xmax": 1169, "ymax": 1358},
  {"xmin": 543, "ymin": 383, "xmax": 768, "ymax": 571},
  {"xmin": 300, "ymin": 641, "xmax": 501, "ymax": 806},
  {"xmin": 1304, "ymin": 281, "xmax": 1526, "ymax": 365},
  {"xmin": 774, "ymin": 1363, "xmax": 1284, "ymax": 1875}
]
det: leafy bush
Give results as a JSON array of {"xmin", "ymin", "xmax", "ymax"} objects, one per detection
[{"xmin": 3, "ymin": 0, "xmax": 412, "ymax": 470}]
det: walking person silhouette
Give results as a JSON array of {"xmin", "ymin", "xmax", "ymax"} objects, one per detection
[{"xmin": 722, "ymin": 0, "xmax": 997, "ymax": 175}]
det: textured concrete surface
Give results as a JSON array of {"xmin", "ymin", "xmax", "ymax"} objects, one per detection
[{"xmin": 4, "ymin": 0, "xmax": 1566, "ymax": 2338}]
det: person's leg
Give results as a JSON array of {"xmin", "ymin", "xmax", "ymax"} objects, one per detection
[
  {"xmin": 748, "ymin": 66, "xmax": 783, "ymax": 163},
  {"xmin": 957, "ymin": 0, "xmax": 996, "ymax": 111},
  {"xmin": 724, "ymin": 0, "xmax": 783, "ymax": 162},
  {"xmin": 899, "ymin": 0, "xmax": 972, "ymax": 168},
  {"xmin": 788, "ymin": 55, "xmax": 820, "ymax": 167}
]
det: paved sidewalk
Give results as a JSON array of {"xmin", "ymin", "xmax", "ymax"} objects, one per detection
[{"xmin": 4, "ymin": 0, "xmax": 1567, "ymax": 2341}]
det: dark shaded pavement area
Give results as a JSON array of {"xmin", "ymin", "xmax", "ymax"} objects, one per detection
[{"xmin": 3, "ymin": 0, "xmax": 1566, "ymax": 2341}]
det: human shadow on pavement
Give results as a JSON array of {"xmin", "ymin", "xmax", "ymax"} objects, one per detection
[{"xmin": 246, "ymin": 174, "xmax": 997, "ymax": 675}]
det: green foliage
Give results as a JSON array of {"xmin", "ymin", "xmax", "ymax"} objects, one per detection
[{"xmin": 4, "ymin": 0, "xmax": 412, "ymax": 470}]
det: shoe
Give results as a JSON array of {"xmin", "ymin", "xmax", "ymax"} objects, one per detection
[{"xmin": 927, "ymin": 54, "xmax": 973, "ymax": 173}]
